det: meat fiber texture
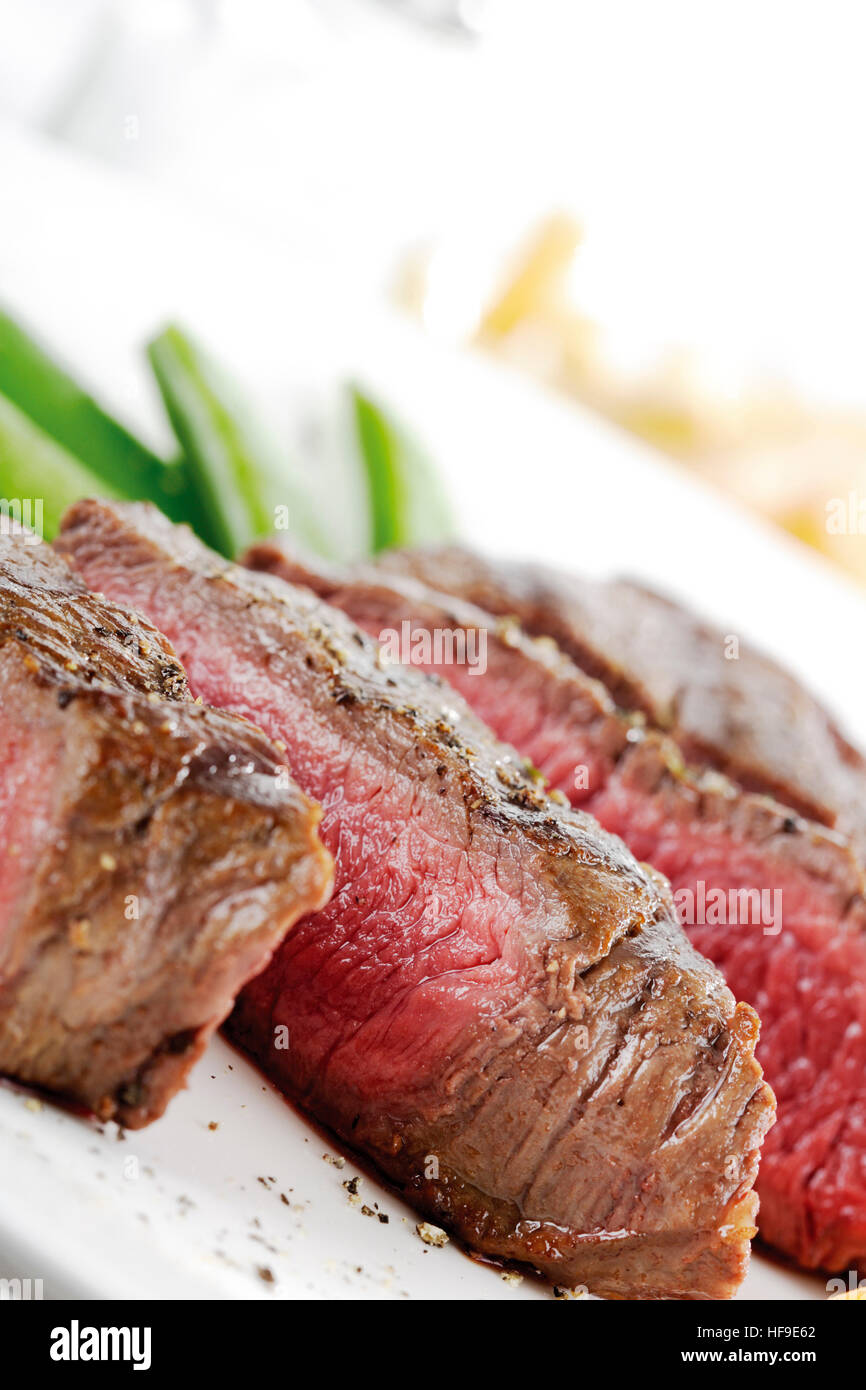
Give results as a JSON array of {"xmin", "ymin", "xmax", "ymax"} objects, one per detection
[
  {"xmin": 323, "ymin": 543, "xmax": 866, "ymax": 1276},
  {"xmin": 377, "ymin": 546, "xmax": 866, "ymax": 856},
  {"xmin": 58, "ymin": 500, "xmax": 774, "ymax": 1300},
  {"xmin": 0, "ymin": 526, "xmax": 332, "ymax": 1128}
]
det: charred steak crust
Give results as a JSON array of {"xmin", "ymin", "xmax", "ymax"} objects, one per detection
[
  {"xmin": 60, "ymin": 501, "xmax": 774, "ymax": 1299},
  {"xmin": 376, "ymin": 545, "xmax": 866, "ymax": 853},
  {"xmin": 341, "ymin": 543, "xmax": 866, "ymax": 1274},
  {"xmin": 0, "ymin": 532, "xmax": 190, "ymax": 700},
  {"xmin": 0, "ymin": 528, "xmax": 333, "ymax": 1128},
  {"xmin": 245, "ymin": 544, "xmax": 866, "ymax": 908}
]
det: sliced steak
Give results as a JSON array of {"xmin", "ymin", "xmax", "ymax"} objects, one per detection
[
  {"xmin": 58, "ymin": 500, "xmax": 774, "ymax": 1300},
  {"xmin": 376, "ymin": 545, "xmax": 866, "ymax": 854},
  {"xmin": 0, "ymin": 526, "xmax": 332, "ymax": 1128},
  {"xmin": 246, "ymin": 542, "xmax": 866, "ymax": 1275}
]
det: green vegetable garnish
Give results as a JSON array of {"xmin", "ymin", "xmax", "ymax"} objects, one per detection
[
  {"xmin": 0, "ymin": 307, "xmax": 453, "ymax": 564},
  {"xmin": 350, "ymin": 384, "xmax": 454, "ymax": 553},
  {"xmin": 0, "ymin": 391, "xmax": 121, "ymax": 540},
  {"xmin": 0, "ymin": 306, "xmax": 193, "ymax": 524},
  {"xmin": 148, "ymin": 325, "xmax": 330, "ymax": 558}
]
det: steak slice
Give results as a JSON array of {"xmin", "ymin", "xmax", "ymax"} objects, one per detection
[
  {"xmin": 246, "ymin": 542, "xmax": 866, "ymax": 1276},
  {"xmin": 376, "ymin": 546, "xmax": 866, "ymax": 855},
  {"xmin": 59, "ymin": 500, "xmax": 774, "ymax": 1300},
  {"xmin": 0, "ymin": 526, "xmax": 332, "ymax": 1128}
]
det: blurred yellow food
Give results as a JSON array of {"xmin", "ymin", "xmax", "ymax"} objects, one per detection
[
  {"xmin": 400, "ymin": 212, "xmax": 866, "ymax": 589},
  {"xmin": 477, "ymin": 214, "xmax": 581, "ymax": 342}
]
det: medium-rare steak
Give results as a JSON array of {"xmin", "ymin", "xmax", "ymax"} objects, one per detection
[
  {"xmin": 377, "ymin": 546, "xmax": 866, "ymax": 854},
  {"xmin": 245, "ymin": 543, "xmax": 866, "ymax": 1276},
  {"xmin": 59, "ymin": 500, "xmax": 774, "ymax": 1300},
  {"xmin": 0, "ymin": 527, "xmax": 332, "ymax": 1128}
]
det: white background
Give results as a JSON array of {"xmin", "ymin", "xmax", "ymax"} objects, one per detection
[{"xmin": 2, "ymin": 0, "xmax": 866, "ymax": 408}]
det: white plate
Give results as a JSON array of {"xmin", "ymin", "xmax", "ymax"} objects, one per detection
[{"xmin": 0, "ymin": 122, "xmax": 858, "ymax": 1301}]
